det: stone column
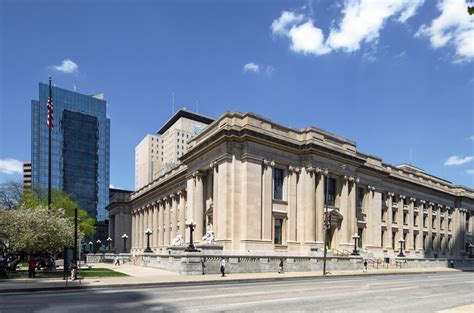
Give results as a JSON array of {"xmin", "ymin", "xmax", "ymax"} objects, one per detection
[
  {"xmin": 288, "ymin": 165, "xmax": 300, "ymax": 243},
  {"xmin": 139, "ymin": 208, "xmax": 144, "ymax": 249},
  {"xmin": 339, "ymin": 175, "xmax": 350, "ymax": 246},
  {"xmin": 407, "ymin": 197, "xmax": 416, "ymax": 251},
  {"xmin": 349, "ymin": 178, "xmax": 358, "ymax": 242},
  {"xmin": 315, "ymin": 168, "xmax": 325, "ymax": 246},
  {"xmin": 398, "ymin": 196, "xmax": 405, "ymax": 241},
  {"xmin": 436, "ymin": 204, "xmax": 442, "ymax": 252},
  {"xmin": 194, "ymin": 171, "xmax": 205, "ymax": 241},
  {"xmin": 365, "ymin": 185, "xmax": 376, "ymax": 248},
  {"xmin": 418, "ymin": 200, "xmax": 425, "ymax": 251},
  {"xmin": 152, "ymin": 202, "xmax": 158, "ymax": 250},
  {"xmin": 178, "ymin": 191, "xmax": 186, "ymax": 237},
  {"xmin": 158, "ymin": 200, "xmax": 164, "ymax": 247},
  {"xmin": 171, "ymin": 194, "xmax": 177, "ymax": 242},
  {"xmin": 386, "ymin": 192, "xmax": 394, "ymax": 250},
  {"xmin": 261, "ymin": 160, "xmax": 273, "ymax": 241},
  {"xmin": 210, "ymin": 161, "xmax": 219, "ymax": 237},
  {"xmin": 164, "ymin": 197, "xmax": 170, "ymax": 246},
  {"xmin": 304, "ymin": 166, "xmax": 316, "ymax": 244}
]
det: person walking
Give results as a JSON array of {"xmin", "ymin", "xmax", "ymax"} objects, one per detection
[
  {"xmin": 114, "ymin": 256, "xmax": 120, "ymax": 266},
  {"xmin": 278, "ymin": 259, "xmax": 284, "ymax": 274},
  {"xmin": 28, "ymin": 257, "xmax": 37, "ymax": 278},
  {"xmin": 70, "ymin": 261, "xmax": 77, "ymax": 280},
  {"xmin": 220, "ymin": 258, "xmax": 226, "ymax": 277},
  {"xmin": 363, "ymin": 260, "xmax": 368, "ymax": 272}
]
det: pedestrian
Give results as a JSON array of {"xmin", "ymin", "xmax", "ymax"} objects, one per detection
[
  {"xmin": 114, "ymin": 256, "xmax": 120, "ymax": 266},
  {"xmin": 70, "ymin": 261, "xmax": 77, "ymax": 280},
  {"xmin": 363, "ymin": 260, "xmax": 368, "ymax": 272},
  {"xmin": 27, "ymin": 256, "xmax": 37, "ymax": 278},
  {"xmin": 450, "ymin": 260, "xmax": 454, "ymax": 268},
  {"xmin": 278, "ymin": 259, "xmax": 284, "ymax": 274},
  {"xmin": 220, "ymin": 257, "xmax": 226, "ymax": 277},
  {"xmin": 201, "ymin": 258, "xmax": 206, "ymax": 275}
]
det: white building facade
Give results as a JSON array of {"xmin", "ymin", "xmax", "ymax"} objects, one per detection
[{"xmin": 111, "ymin": 112, "xmax": 474, "ymax": 260}]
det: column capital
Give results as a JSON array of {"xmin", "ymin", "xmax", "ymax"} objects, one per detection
[
  {"xmin": 429, "ymin": 202, "xmax": 435, "ymax": 206},
  {"xmin": 262, "ymin": 159, "xmax": 274, "ymax": 168},
  {"xmin": 177, "ymin": 189, "xmax": 186, "ymax": 196},
  {"xmin": 192, "ymin": 170, "xmax": 204, "ymax": 179},
  {"xmin": 367, "ymin": 185, "xmax": 376, "ymax": 191},
  {"xmin": 410, "ymin": 197, "xmax": 417, "ymax": 202},
  {"xmin": 288, "ymin": 165, "xmax": 301, "ymax": 174},
  {"xmin": 170, "ymin": 193, "xmax": 176, "ymax": 199},
  {"xmin": 387, "ymin": 192, "xmax": 395, "ymax": 197},
  {"xmin": 399, "ymin": 195, "xmax": 406, "ymax": 200},
  {"xmin": 209, "ymin": 161, "xmax": 219, "ymax": 170},
  {"xmin": 420, "ymin": 200, "xmax": 426, "ymax": 204}
]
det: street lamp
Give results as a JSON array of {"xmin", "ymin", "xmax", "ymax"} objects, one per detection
[
  {"xmin": 96, "ymin": 239, "xmax": 102, "ymax": 253},
  {"xmin": 107, "ymin": 237, "xmax": 112, "ymax": 252},
  {"xmin": 398, "ymin": 237, "xmax": 405, "ymax": 257},
  {"xmin": 89, "ymin": 241, "xmax": 93, "ymax": 253},
  {"xmin": 122, "ymin": 234, "xmax": 129, "ymax": 253},
  {"xmin": 144, "ymin": 228, "xmax": 153, "ymax": 253},
  {"xmin": 185, "ymin": 219, "xmax": 198, "ymax": 252},
  {"xmin": 351, "ymin": 233, "xmax": 360, "ymax": 255}
]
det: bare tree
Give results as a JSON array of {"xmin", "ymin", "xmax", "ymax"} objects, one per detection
[{"xmin": 0, "ymin": 180, "xmax": 23, "ymax": 210}]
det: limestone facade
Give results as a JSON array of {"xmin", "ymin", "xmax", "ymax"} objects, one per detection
[{"xmin": 109, "ymin": 112, "xmax": 474, "ymax": 258}]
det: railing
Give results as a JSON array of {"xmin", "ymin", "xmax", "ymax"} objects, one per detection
[{"xmin": 332, "ymin": 249, "xmax": 351, "ymax": 256}]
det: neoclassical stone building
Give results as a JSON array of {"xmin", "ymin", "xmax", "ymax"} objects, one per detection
[{"xmin": 108, "ymin": 111, "xmax": 474, "ymax": 259}]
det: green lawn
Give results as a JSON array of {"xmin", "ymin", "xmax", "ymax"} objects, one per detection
[{"xmin": 1, "ymin": 268, "xmax": 128, "ymax": 279}]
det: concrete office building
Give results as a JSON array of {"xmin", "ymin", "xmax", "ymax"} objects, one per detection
[
  {"xmin": 31, "ymin": 83, "xmax": 110, "ymax": 220},
  {"xmin": 134, "ymin": 109, "xmax": 213, "ymax": 190},
  {"xmin": 109, "ymin": 111, "xmax": 473, "ymax": 263}
]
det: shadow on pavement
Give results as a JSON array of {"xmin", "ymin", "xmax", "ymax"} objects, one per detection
[{"xmin": 0, "ymin": 287, "xmax": 178, "ymax": 313}]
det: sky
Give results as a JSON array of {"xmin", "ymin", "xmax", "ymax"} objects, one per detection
[{"xmin": 0, "ymin": 0, "xmax": 473, "ymax": 191}]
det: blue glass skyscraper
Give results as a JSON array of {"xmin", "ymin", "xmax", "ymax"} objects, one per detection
[{"xmin": 31, "ymin": 83, "xmax": 110, "ymax": 221}]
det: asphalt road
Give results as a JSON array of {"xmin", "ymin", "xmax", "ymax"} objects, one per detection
[{"xmin": 1, "ymin": 272, "xmax": 473, "ymax": 312}]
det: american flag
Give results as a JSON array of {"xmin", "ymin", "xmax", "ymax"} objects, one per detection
[{"xmin": 47, "ymin": 82, "xmax": 53, "ymax": 129}]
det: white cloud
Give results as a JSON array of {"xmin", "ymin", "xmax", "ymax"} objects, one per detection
[
  {"xmin": 271, "ymin": 0, "xmax": 424, "ymax": 56},
  {"xmin": 271, "ymin": 11, "xmax": 304, "ymax": 36},
  {"xmin": 289, "ymin": 21, "xmax": 330, "ymax": 55},
  {"xmin": 466, "ymin": 169, "xmax": 474, "ymax": 175},
  {"xmin": 109, "ymin": 184, "xmax": 116, "ymax": 188},
  {"xmin": 444, "ymin": 155, "xmax": 474, "ymax": 166},
  {"xmin": 416, "ymin": 0, "xmax": 474, "ymax": 63},
  {"xmin": 327, "ymin": 0, "xmax": 424, "ymax": 52},
  {"xmin": 243, "ymin": 63, "xmax": 260, "ymax": 73},
  {"xmin": 0, "ymin": 158, "xmax": 23, "ymax": 175},
  {"xmin": 50, "ymin": 59, "xmax": 78, "ymax": 73},
  {"xmin": 469, "ymin": 135, "xmax": 474, "ymax": 141}
]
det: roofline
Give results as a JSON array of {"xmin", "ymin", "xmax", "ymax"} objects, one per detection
[{"xmin": 156, "ymin": 109, "xmax": 214, "ymax": 135}]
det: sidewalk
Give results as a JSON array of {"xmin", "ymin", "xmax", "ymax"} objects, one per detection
[{"xmin": 0, "ymin": 263, "xmax": 466, "ymax": 293}]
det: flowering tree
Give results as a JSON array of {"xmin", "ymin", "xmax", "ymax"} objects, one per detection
[{"xmin": 0, "ymin": 207, "xmax": 74, "ymax": 255}]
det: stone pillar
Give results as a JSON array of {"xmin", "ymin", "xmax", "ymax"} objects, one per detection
[
  {"xmin": 288, "ymin": 165, "xmax": 300, "ymax": 243},
  {"xmin": 211, "ymin": 162, "xmax": 219, "ymax": 238},
  {"xmin": 164, "ymin": 197, "xmax": 170, "ymax": 246},
  {"xmin": 152, "ymin": 202, "xmax": 158, "ymax": 250},
  {"xmin": 349, "ymin": 179, "xmax": 358, "ymax": 244},
  {"xmin": 139, "ymin": 209, "xmax": 144, "ymax": 249},
  {"xmin": 178, "ymin": 191, "xmax": 186, "ymax": 237},
  {"xmin": 436, "ymin": 204, "xmax": 442, "ymax": 252},
  {"xmin": 194, "ymin": 171, "xmax": 205, "ymax": 241},
  {"xmin": 398, "ymin": 196, "xmax": 405, "ymax": 241},
  {"xmin": 365, "ymin": 185, "xmax": 377, "ymax": 248},
  {"xmin": 407, "ymin": 198, "xmax": 416, "ymax": 251},
  {"xmin": 171, "ymin": 194, "xmax": 177, "ymax": 242},
  {"xmin": 418, "ymin": 200, "xmax": 425, "ymax": 251},
  {"xmin": 261, "ymin": 160, "xmax": 273, "ymax": 241},
  {"xmin": 315, "ymin": 169, "xmax": 325, "ymax": 246},
  {"xmin": 339, "ymin": 175, "xmax": 350, "ymax": 246},
  {"xmin": 386, "ymin": 192, "xmax": 394, "ymax": 250},
  {"xmin": 304, "ymin": 166, "xmax": 316, "ymax": 244},
  {"xmin": 158, "ymin": 200, "xmax": 164, "ymax": 247}
]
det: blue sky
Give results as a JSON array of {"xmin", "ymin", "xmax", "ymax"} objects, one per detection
[{"xmin": 0, "ymin": 0, "xmax": 473, "ymax": 190}]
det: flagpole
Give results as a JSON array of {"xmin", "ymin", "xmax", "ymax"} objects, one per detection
[{"xmin": 48, "ymin": 76, "xmax": 52, "ymax": 209}]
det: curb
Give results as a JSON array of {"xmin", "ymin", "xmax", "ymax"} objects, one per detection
[{"xmin": 0, "ymin": 268, "xmax": 467, "ymax": 294}]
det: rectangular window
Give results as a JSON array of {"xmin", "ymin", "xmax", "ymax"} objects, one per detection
[
  {"xmin": 356, "ymin": 187, "xmax": 364, "ymax": 209},
  {"xmin": 466, "ymin": 212, "xmax": 471, "ymax": 232},
  {"xmin": 440, "ymin": 218, "xmax": 444, "ymax": 230},
  {"xmin": 358, "ymin": 228, "xmax": 363, "ymax": 248},
  {"xmin": 403, "ymin": 212, "xmax": 408, "ymax": 225},
  {"xmin": 324, "ymin": 177, "xmax": 336, "ymax": 206},
  {"xmin": 273, "ymin": 168, "xmax": 284, "ymax": 200},
  {"xmin": 423, "ymin": 215, "xmax": 427, "ymax": 228},
  {"xmin": 432, "ymin": 217, "xmax": 436, "ymax": 229},
  {"xmin": 381, "ymin": 230, "xmax": 385, "ymax": 247},
  {"xmin": 423, "ymin": 234, "xmax": 427, "ymax": 250},
  {"xmin": 432, "ymin": 235, "xmax": 436, "ymax": 250},
  {"xmin": 274, "ymin": 218, "xmax": 283, "ymax": 245},
  {"xmin": 392, "ymin": 232, "xmax": 396, "ymax": 249},
  {"xmin": 392, "ymin": 211, "xmax": 397, "ymax": 224},
  {"xmin": 413, "ymin": 233, "xmax": 417, "ymax": 250},
  {"xmin": 414, "ymin": 213, "xmax": 418, "ymax": 226}
]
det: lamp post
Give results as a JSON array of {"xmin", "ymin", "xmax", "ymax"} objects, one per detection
[
  {"xmin": 398, "ymin": 238, "xmax": 405, "ymax": 257},
  {"xmin": 96, "ymin": 239, "xmax": 102, "ymax": 253},
  {"xmin": 122, "ymin": 234, "xmax": 129, "ymax": 253},
  {"xmin": 351, "ymin": 233, "xmax": 360, "ymax": 255},
  {"xmin": 469, "ymin": 243, "xmax": 474, "ymax": 258},
  {"xmin": 89, "ymin": 241, "xmax": 93, "ymax": 253},
  {"xmin": 144, "ymin": 228, "xmax": 153, "ymax": 253},
  {"xmin": 185, "ymin": 219, "xmax": 198, "ymax": 252},
  {"xmin": 107, "ymin": 237, "xmax": 112, "ymax": 252}
]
